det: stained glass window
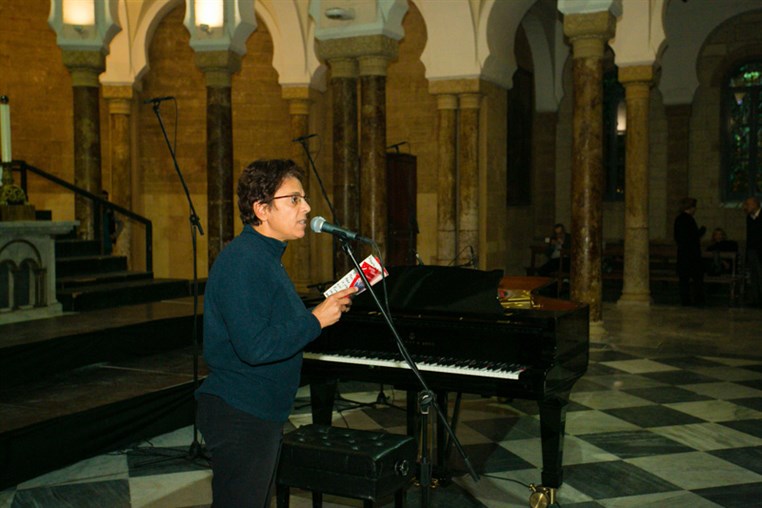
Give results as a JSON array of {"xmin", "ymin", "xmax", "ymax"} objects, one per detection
[{"xmin": 723, "ymin": 62, "xmax": 762, "ymax": 202}]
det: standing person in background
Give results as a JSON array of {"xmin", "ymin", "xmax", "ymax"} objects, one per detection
[
  {"xmin": 195, "ymin": 159, "xmax": 357, "ymax": 508},
  {"xmin": 674, "ymin": 197, "xmax": 706, "ymax": 306},
  {"xmin": 537, "ymin": 223, "xmax": 571, "ymax": 276},
  {"xmin": 743, "ymin": 196, "xmax": 762, "ymax": 307}
]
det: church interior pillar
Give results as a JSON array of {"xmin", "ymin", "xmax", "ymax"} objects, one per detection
[
  {"xmin": 195, "ymin": 50, "xmax": 240, "ymax": 268},
  {"xmin": 618, "ymin": 65, "xmax": 655, "ymax": 306},
  {"xmin": 62, "ymin": 50, "xmax": 105, "ymax": 240},
  {"xmin": 563, "ymin": 11, "xmax": 616, "ymax": 329}
]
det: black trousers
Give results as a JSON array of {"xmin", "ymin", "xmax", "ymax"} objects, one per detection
[
  {"xmin": 677, "ymin": 258, "xmax": 704, "ymax": 306},
  {"xmin": 197, "ymin": 394, "xmax": 283, "ymax": 508}
]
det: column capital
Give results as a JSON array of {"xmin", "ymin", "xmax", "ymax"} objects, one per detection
[
  {"xmin": 618, "ymin": 64, "xmax": 655, "ymax": 85},
  {"xmin": 563, "ymin": 11, "xmax": 616, "ymax": 59},
  {"xmin": 358, "ymin": 55, "xmax": 392, "ymax": 77},
  {"xmin": 61, "ymin": 50, "xmax": 105, "ymax": 87},
  {"xmin": 436, "ymin": 94, "xmax": 458, "ymax": 110},
  {"xmin": 195, "ymin": 50, "xmax": 242, "ymax": 88},
  {"xmin": 327, "ymin": 58, "xmax": 358, "ymax": 79},
  {"xmin": 458, "ymin": 93, "xmax": 481, "ymax": 110},
  {"xmin": 282, "ymin": 86, "xmax": 319, "ymax": 115},
  {"xmin": 428, "ymin": 78, "xmax": 483, "ymax": 96},
  {"xmin": 318, "ymin": 35, "xmax": 398, "ymax": 63},
  {"xmin": 102, "ymin": 85, "xmax": 133, "ymax": 114}
]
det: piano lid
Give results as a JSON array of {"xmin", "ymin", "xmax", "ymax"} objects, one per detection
[{"xmin": 351, "ymin": 265, "xmax": 506, "ymax": 318}]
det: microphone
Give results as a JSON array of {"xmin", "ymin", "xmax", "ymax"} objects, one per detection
[
  {"xmin": 143, "ymin": 96, "xmax": 175, "ymax": 104},
  {"xmin": 310, "ymin": 216, "xmax": 373, "ymax": 244},
  {"xmin": 292, "ymin": 133, "xmax": 317, "ymax": 143}
]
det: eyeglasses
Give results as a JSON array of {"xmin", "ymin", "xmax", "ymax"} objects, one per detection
[{"xmin": 269, "ymin": 194, "xmax": 309, "ymax": 207}]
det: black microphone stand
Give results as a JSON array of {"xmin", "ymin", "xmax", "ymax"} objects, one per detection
[
  {"xmin": 147, "ymin": 99, "xmax": 207, "ymax": 463},
  {"xmin": 338, "ymin": 238, "xmax": 480, "ymax": 507},
  {"xmin": 295, "ymin": 136, "xmax": 337, "ymax": 223},
  {"xmin": 293, "ymin": 136, "xmax": 392, "ymax": 412}
]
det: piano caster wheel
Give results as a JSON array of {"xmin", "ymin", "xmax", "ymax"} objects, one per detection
[{"xmin": 528, "ymin": 484, "xmax": 556, "ymax": 508}]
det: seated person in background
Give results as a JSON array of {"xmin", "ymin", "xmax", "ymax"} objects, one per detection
[
  {"xmin": 537, "ymin": 223, "xmax": 571, "ymax": 276},
  {"xmin": 705, "ymin": 227, "xmax": 738, "ymax": 275}
]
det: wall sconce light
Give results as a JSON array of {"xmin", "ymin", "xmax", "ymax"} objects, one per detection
[
  {"xmin": 195, "ymin": 0, "xmax": 224, "ymax": 32},
  {"xmin": 325, "ymin": 7, "xmax": 355, "ymax": 20},
  {"xmin": 616, "ymin": 99, "xmax": 627, "ymax": 134},
  {"xmin": 62, "ymin": 0, "xmax": 95, "ymax": 28}
]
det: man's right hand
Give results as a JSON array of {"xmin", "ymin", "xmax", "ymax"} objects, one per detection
[{"xmin": 311, "ymin": 286, "xmax": 358, "ymax": 328}]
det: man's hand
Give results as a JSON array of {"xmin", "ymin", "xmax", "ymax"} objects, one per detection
[{"xmin": 311, "ymin": 286, "xmax": 358, "ymax": 328}]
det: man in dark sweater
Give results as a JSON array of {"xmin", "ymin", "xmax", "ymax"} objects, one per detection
[
  {"xmin": 743, "ymin": 196, "xmax": 762, "ymax": 306},
  {"xmin": 674, "ymin": 197, "xmax": 706, "ymax": 306},
  {"xmin": 196, "ymin": 159, "xmax": 357, "ymax": 507}
]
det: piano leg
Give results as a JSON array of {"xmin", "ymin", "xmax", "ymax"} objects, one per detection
[
  {"xmin": 538, "ymin": 395, "xmax": 568, "ymax": 489},
  {"xmin": 309, "ymin": 380, "xmax": 337, "ymax": 426}
]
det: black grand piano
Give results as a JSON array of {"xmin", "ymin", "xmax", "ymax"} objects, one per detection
[{"xmin": 301, "ymin": 265, "xmax": 589, "ymax": 492}]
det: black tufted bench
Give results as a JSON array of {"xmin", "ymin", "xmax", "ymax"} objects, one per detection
[{"xmin": 276, "ymin": 424, "xmax": 417, "ymax": 508}]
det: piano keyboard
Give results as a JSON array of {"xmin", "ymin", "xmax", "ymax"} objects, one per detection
[{"xmin": 303, "ymin": 350, "xmax": 526, "ymax": 380}]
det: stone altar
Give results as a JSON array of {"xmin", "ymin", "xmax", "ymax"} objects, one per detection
[{"xmin": 0, "ymin": 220, "xmax": 78, "ymax": 323}]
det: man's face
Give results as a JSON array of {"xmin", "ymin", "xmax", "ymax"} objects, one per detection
[
  {"xmin": 554, "ymin": 227, "xmax": 565, "ymax": 238},
  {"xmin": 744, "ymin": 199, "xmax": 760, "ymax": 215}
]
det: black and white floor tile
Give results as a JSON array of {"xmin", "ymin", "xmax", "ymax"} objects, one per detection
[{"xmin": 3, "ymin": 308, "xmax": 762, "ymax": 507}]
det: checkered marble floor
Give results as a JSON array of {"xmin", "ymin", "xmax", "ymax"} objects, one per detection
[{"xmin": 3, "ymin": 332, "xmax": 762, "ymax": 506}]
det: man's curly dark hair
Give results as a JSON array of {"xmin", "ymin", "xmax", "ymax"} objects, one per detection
[{"xmin": 237, "ymin": 159, "xmax": 305, "ymax": 226}]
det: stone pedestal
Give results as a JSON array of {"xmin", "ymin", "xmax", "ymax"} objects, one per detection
[
  {"xmin": 0, "ymin": 221, "xmax": 78, "ymax": 324},
  {"xmin": 618, "ymin": 65, "xmax": 654, "ymax": 306}
]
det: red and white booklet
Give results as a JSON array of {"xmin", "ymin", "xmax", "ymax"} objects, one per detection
[{"xmin": 323, "ymin": 255, "xmax": 388, "ymax": 297}]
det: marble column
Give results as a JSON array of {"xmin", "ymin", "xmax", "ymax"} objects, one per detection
[
  {"xmin": 564, "ymin": 11, "xmax": 615, "ymax": 329},
  {"xmin": 62, "ymin": 50, "xmax": 105, "ymax": 240},
  {"xmin": 328, "ymin": 58, "xmax": 359, "ymax": 278},
  {"xmin": 196, "ymin": 51, "xmax": 240, "ymax": 268},
  {"xmin": 618, "ymin": 65, "xmax": 654, "ymax": 306},
  {"xmin": 102, "ymin": 85, "xmax": 133, "ymax": 264},
  {"xmin": 436, "ymin": 94, "xmax": 458, "ymax": 265},
  {"xmin": 458, "ymin": 93, "xmax": 481, "ymax": 267},
  {"xmin": 283, "ymin": 88, "xmax": 313, "ymax": 292},
  {"xmin": 359, "ymin": 55, "xmax": 391, "ymax": 260}
]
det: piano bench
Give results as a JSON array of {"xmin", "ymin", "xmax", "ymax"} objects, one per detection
[{"xmin": 276, "ymin": 424, "xmax": 416, "ymax": 508}]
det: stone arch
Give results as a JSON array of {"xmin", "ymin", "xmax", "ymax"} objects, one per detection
[
  {"xmin": 131, "ymin": 0, "xmax": 184, "ymax": 84},
  {"xmin": 0, "ymin": 240, "xmax": 43, "ymax": 310},
  {"xmin": 479, "ymin": 0, "xmax": 534, "ymax": 88},
  {"xmin": 521, "ymin": 9, "xmax": 559, "ymax": 112}
]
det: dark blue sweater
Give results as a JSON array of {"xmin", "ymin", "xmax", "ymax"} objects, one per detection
[{"xmin": 196, "ymin": 226, "xmax": 321, "ymax": 422}]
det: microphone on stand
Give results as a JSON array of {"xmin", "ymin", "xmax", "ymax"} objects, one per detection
[
  {"xmin": 310, "ymin": 216, "xmax": 373, "ymax": 244},
  {"xmin": 292, "ymin": 133, "xmax": 318, "ymax": 143},
  {"xmin": 143, "ymin": 96, "xmax": 175, "ymax": 104}
]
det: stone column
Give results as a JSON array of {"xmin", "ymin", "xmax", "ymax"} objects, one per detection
[
  {"xmin": 359, "ymin": 54, "xmax": 393, "ymax": 259},
  {"xmin": 563, "ymin": 11, "xmax": 616, "ymax": 330},
  {"xmin": 102, "ymin": 85, "xmax": 133, "ymax": 263},
  {"xmin": 618, "ymin": 65, "xmax": 654, "ymax": 306},
  {"xmin": 196, "ymin": 51, "xmax": 241, "ymax": 268},
  {"xmin": 435, "ymin": 94, "xmax": 458, "ymax": 265},
  {"xmin": 327, "ymin": 57, "xmax": 359, "ymax": 277},
  {"xmin": 458, "ymin": 93, "xmax": 481, "ymax": 266},
  {"xmin": 62, "ymin": 50, "xmax": 105, "ymax": 240},
  {"xmin": 283, "ymin": 87, "xmax": 313, "ymax": 292}
]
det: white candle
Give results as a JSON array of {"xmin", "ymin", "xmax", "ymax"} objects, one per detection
[{"xmin": 1, "ymin": 96, "xmax": 11, "ymax": 163}]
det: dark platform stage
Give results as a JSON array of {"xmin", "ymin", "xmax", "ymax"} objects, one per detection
[{"xmin": 0, "ymin": 298, "xmax": 206, "ymax": 489}]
